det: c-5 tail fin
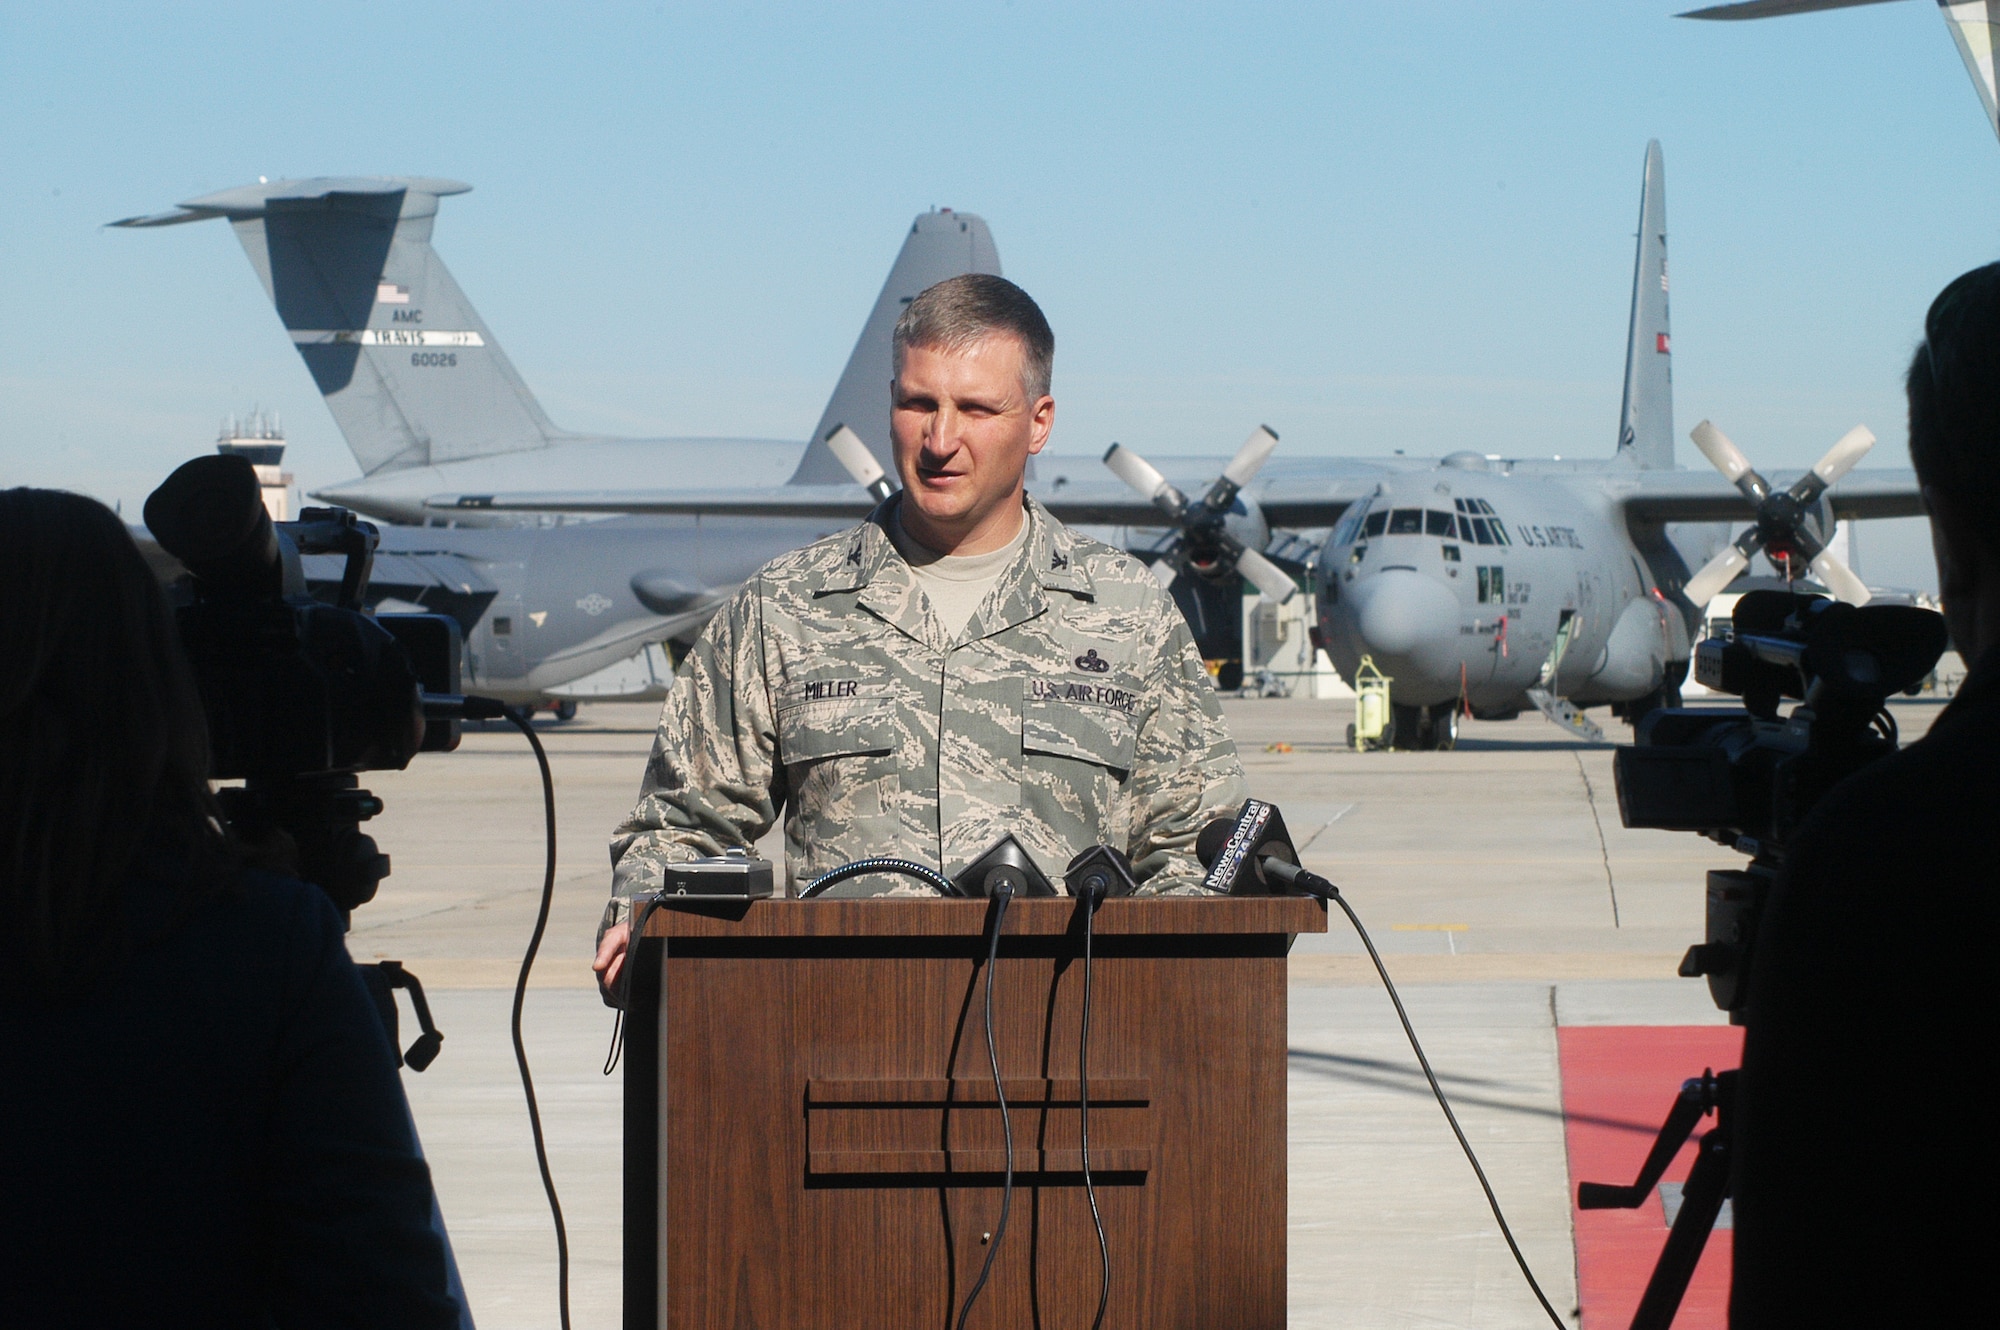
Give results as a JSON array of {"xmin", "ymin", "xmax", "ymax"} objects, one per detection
[
  {"xmin": 1616, "ymin": 141, "xmax": 1674, "ymax": 470},
  {"xmin": 788, "ymin": 209, "xmax": 1002, "ymax": 485},
  {"xmin": 113, "ymin": 178, "xmax": 561, "ymax": 475}
]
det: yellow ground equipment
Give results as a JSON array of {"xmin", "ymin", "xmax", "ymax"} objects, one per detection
[{"xmin": 1349, "ymin": 655, "xmax": 1393, "ymax": 751}]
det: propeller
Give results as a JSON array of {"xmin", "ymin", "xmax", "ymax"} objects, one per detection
[
  {"xmin": 823, "ymin": 423, "xmax": 898, "ymax": 503},
  {"xmin": 1102, "ymin": 426, "xmax": 1296, "ymax": 603},
  {"xmin": 1680, "ymin": 421, "xmax": 1874, "ymax": 607}
]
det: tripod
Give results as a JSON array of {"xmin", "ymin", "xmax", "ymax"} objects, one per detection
[{"xmin": 1577, "ymin": 1068, "xmax": 1736, "ymax": 1330}]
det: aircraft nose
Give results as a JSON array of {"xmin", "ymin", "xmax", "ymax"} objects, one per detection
[{"xmin": 1346, "ymin": 569, "xmax": 1461, "ymax": 677}]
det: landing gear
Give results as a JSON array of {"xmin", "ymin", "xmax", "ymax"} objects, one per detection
[
  {"xmin": 1616, "ymin": 681, "xmax": 1681, "ymax": 728},
  {"xmin": 552, "ymin": 699, "xmax": 578, "ymax": 723},
  {"xmin": 1388, "ymin": 702, "xmax": 1460, "ymax": 751}
]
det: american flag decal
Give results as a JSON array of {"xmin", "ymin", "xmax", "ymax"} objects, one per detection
[{"xmin": 376, "ymin": 282, "xmax": 411, "ymax": 305}]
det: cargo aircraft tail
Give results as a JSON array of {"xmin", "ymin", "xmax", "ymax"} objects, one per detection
[{"xmin": 113, "ymin": 183, "xmax": 1000, "ymax": 482}]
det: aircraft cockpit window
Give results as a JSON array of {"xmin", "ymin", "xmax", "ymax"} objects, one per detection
[
  {"xmin": 1363, "ymin": 511, "xmax": 1388, "ymax": 538},
  {"xmin": 1424, "ymin": 510, "xmax": 1454, "ymax": 536},
  {"xmin": 1388, "ymin": 509, "xmax": 1423, "ymax": 535},
  {"xmin": 1333, "ymin": 503, "xmax": 1370, "ymax": 546},
  {"xmin": 1468, "ymin": 518, "xmax": 1494, "ymax": 546}
]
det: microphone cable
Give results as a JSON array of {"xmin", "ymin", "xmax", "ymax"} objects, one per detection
[
  {"xmin": 800, "ymin": 857, "xmax": 959, "ymax": 898},
  {"xmin": 1274, "ymin": 860, "xmax": 1566, "ymax": 1330},
  {"xmin": 1077, "ymin": 884, "xmax": 1111, "ymax": 1330},
  {"xmin": 500, "ymin": 705, "xmax": 573, "ymax": 1330},
  {"xmin": 954, "ymin": 882, "xmax": 1017, "ymax": 1330}
]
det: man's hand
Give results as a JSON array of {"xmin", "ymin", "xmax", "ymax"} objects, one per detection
[{"xmin": 593, "ymin": 920, "xmax": 631, "ymax": 1007}]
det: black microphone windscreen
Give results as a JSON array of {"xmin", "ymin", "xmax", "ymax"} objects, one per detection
[
  {"xmin": 1196, "ymin": 817, "xmax": 1236, "ymax": 871},
  {"xmin": 1198, "ymin": 799, "xmax": 1296, "ymax": 895}
]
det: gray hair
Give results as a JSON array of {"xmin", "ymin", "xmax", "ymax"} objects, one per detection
[{"xmin": 892, "ymin": 274, "xmax": 1054, "ymax": 402}]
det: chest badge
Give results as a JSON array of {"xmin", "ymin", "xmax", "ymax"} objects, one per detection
[{"xmin": 1074, "ymin": 648, "xmax": 1110, "ymax": 674}]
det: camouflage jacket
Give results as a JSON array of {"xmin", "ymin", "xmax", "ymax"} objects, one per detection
[{"xmin": 609, "ymin": 495, "xmax": 1248, "ymax": 896}]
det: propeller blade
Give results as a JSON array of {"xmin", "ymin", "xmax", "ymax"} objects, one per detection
[
  {"xmin": 1236, "ymin": 547, "xmax": 1298, "ymax": 605},
  {"xmin": 1690, "ymin": 420, "xmax": 1771, "ymax": 503},
  {"xmin": 1683, "ymin": 545, "xmax": 1752, "ymax": 607},
  {"xmin": 1102, "ymin": 443, "xmax": 1188, "ymax": 518},
  {"xmin": 1811, "ymin": 424, "xmax": 1876, "ymax": 486},
  {"xmin": 1220, "ymin": 425, "xmax": 1280, "ymax": 490},
  {"xmin": 1689, "ymin": 420, "xmax": 1752, "ymax": 484},
  {"xmin": 825, "ymin": 425, "xmax": 896, "ymax": 501},
  {"xmin": 1809, "ymin": 550, "xmax": 1872, "ymax": 606}
]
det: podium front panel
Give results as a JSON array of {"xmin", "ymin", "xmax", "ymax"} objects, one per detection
[{"xmin": 625, "ymin": 896, "xmax": 1324, "ymax": 1330}]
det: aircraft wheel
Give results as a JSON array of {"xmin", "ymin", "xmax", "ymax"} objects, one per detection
[
  {"xmin": 1620, "ymin": 684, "xmax": 1676, "ymax": 727},
  {"xmin": 1427, "ymin": 703, "xmax": 1459, "ymax": 751},
  {"xmin": 1389, "ymin": 702, "xmax": 1428, "ymax": 751},
  {"xmin": 554, "ymin": 699, "xmax": 578, "ymax": 723}
]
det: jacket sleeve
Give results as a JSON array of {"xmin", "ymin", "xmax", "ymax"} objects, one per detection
[
  {"xmin": 609, "ymin": 578, "xmax": 786, "ymax": 896},
  {"xmin": 1126, "ymin": 605, "xmax": 1249, "ymax": 894}
]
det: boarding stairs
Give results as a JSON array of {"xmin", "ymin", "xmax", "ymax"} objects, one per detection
[{"xmin": 1526, "ymin": 611, "xmax": 1605, "ymax": 743}]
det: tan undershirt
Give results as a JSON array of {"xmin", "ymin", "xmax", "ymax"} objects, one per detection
[{"xmin": 888, "ymin": 507, "xmax": 1030, "ymax": 640}]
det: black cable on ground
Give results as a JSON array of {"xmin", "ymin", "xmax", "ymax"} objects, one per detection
[
  {"xmin": 503, "ymin": 707, "xmax": 572, "ymax": 1330},
  {"xmin": 1318, "ymin": 878, "xmax": 1567, "ymax": 1330},
  {"xmin": 954, "ymin": 886, "xmax": 1016, "ymax": 1330},
  {"xmin": 1078, "ymin": 888, "xmax": 1111, "ymax": 1330}
]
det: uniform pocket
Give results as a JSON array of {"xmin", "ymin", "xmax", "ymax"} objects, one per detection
[
  {"xmin": 778, "ymin": 692, "xmax": 896, "ymax": 764},
  {"xmin": 1021, "ymin": 681, "xmax": 1138, "ymax": 774}
]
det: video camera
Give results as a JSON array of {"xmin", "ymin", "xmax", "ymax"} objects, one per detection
[
  {"xmin": 1612, "ymin": 589, "xmax": 1947, "ymax": 1016},
  {"xmin": 144, "ymin": 454, "xmax": 469, "ymax": 919}
]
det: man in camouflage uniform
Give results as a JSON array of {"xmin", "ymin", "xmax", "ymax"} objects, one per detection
[{"xmin": 594, "ymin": 274, "xmax": 1247, "ymax": 990}]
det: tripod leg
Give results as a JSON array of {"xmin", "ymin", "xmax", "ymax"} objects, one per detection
[{"xmin": 1628, "ymin": 1127, "xmax": 1730, "ymax": 1330}]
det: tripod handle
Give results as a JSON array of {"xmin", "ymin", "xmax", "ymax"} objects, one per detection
[
  {"xmin": 1577, "ymin": 1180, "xmax": 1648, "ymax": 1210},
  {"xmin": 1575, "ymin": 1070, "xmax": 1720, "ymax": 1210}
]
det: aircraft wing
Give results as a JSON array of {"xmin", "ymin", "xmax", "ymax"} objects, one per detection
[
  {"xmin": 1606, "ymin": 466, "xmax": 1925, "ymax": 523},
  {"xmin": 424, "ymin": 466, "xmax": 1382, "ymax": 528},
  {"xmin": 426, "ymin": 485, "xmax": 882, "ymax": 519}
]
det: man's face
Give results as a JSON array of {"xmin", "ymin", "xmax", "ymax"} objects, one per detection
[{"xmin": 891, "ymin": 335, "xmax": 1054, "ymax": 554}]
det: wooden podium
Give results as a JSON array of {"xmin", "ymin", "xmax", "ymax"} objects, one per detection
[{"xmin": 624, "ymin": 895, "xmax": 1325, "ymax": 1329}]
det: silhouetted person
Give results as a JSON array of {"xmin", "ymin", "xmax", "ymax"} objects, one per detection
[
  {"xmin": 0, "ymin": 489, "xmax": 461, "ymax": 1329},
  {"xmin": 1731, "ymin": 267, "xmax": 2000, "ymax": 1325}
]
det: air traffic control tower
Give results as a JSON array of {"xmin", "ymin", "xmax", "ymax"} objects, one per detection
[{"xmin": 214, "ymin": 410, "xmax": 298, "ymax": 521}]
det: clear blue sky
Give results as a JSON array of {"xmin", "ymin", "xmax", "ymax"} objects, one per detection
[{"xmin": 5, "ymin": 1, "xmax": 1992, "ymax": 589}]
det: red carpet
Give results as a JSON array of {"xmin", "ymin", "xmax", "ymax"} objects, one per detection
[{"xmin": 1558, "ymin": 1026, "xmax": 1744, "ymax": 1330}]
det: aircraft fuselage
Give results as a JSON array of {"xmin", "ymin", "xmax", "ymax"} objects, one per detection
[{"xmin": 1316, "ymin": 462, "xmax": 1692, "ymax": 714}]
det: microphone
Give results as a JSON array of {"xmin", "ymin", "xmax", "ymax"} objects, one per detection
[
  {"xmin": 1197, "ymin": 800, "xmax": 1338, "ymax": 899},
  {"xmin": 1064, "ymin": 845, "xmax": 1137, "ymax": 903},
  {"xmin": 954, "ymin": 833, "xmax": 1058, "ymax": 898}
]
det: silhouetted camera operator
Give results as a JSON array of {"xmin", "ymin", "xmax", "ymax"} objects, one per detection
[
  {"xmin": 1730, "ymin": 266, "xmax": 2000, "ymax": 1325},
  {"xmin": 0, "ymin": 489, "xmax": 462, "ymax": 1329}
]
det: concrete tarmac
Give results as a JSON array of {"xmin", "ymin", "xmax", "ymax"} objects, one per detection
[{"xmin": 347, "ymin": 693, "xmax": 1947, "ymax": 1328}]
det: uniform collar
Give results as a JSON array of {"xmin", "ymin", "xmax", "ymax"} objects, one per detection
[{"xmin": 823, "ymin": 494, "xmax": 1094, "ymax": 648}]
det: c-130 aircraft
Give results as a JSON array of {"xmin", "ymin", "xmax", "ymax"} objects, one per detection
[{"xmin": 466, "ymin": 141, "xmax": 1926, "ymax": 748}]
